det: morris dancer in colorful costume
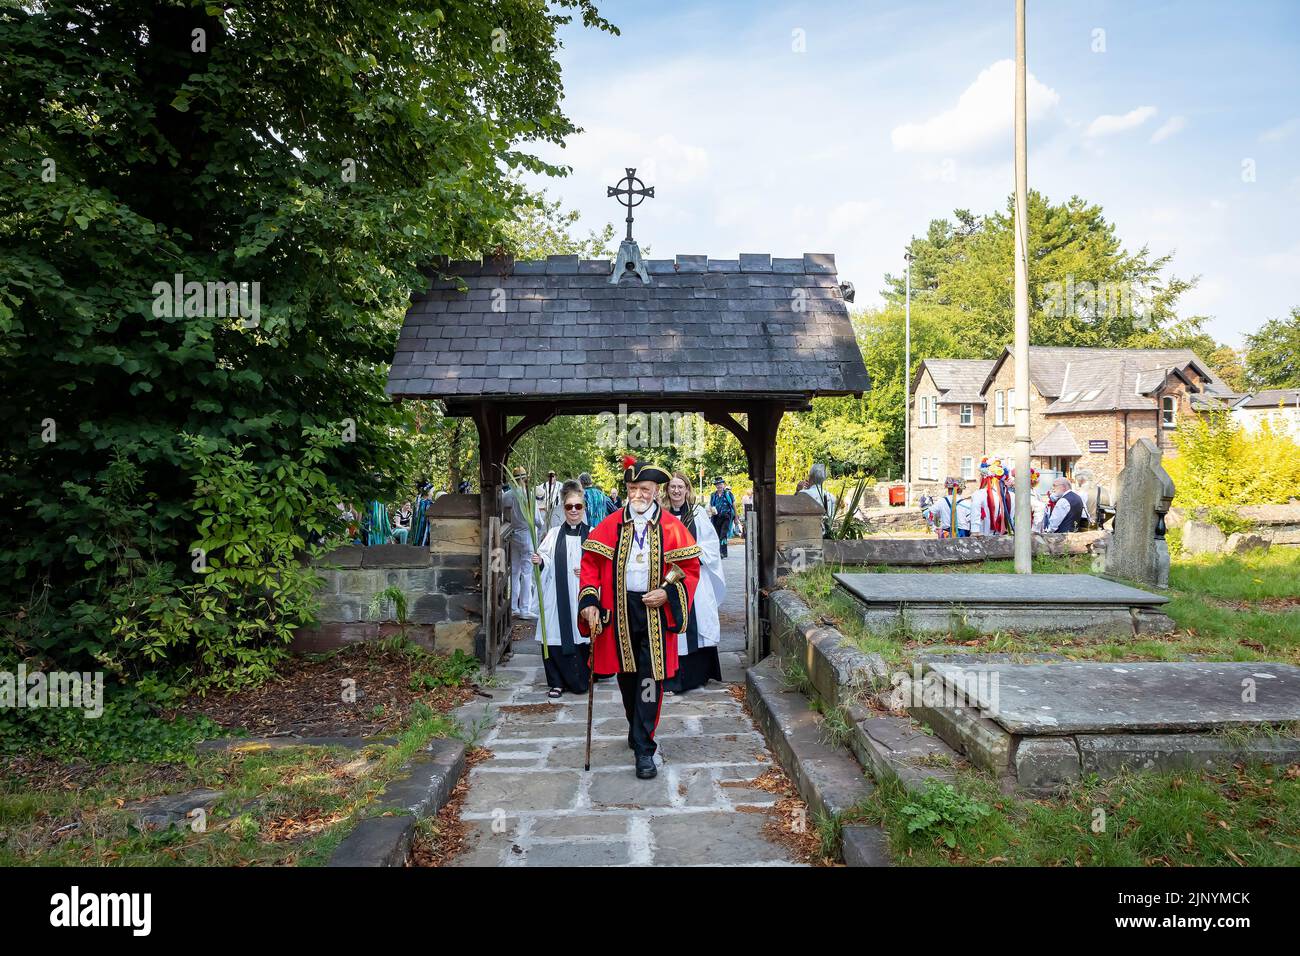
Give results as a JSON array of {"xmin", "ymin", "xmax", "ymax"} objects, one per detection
[
  {"xmin": 930, "ymin": 477, "xmax": 976, "ymax": 538},
  {"xmin": 977, "ymin": 458, "xmax": 1014, "ymax": 535}
]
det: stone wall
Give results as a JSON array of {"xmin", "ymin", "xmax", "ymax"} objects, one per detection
[
  {"xmin": 292, "ymin": 494, "xmax": 483, "ymax": 656},
  {"xmin": 823, "ymin": 530, "xmax": 1105, "ymax": 567},
  {"xmin": 1169, "ymin": 503, "xmax": 1300, "ymax": 552},
  {"xmin": 777, "ymin": 493, "xmax": 825, "ymax": 575}
]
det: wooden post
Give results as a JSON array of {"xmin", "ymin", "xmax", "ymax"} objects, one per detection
[
  {"xmin": 472, "ymin": 402, "xmax": 508, "ymax": 670},
  {"xmin": 748, "ymin": 402, "xmax": 783, "ymax": 661}
]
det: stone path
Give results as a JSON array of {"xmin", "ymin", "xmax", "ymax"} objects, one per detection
[{"xmin": 452, "ymin": 543, "xmax": 806, "ymax": 866}]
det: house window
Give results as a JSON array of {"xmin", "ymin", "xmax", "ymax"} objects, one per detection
[
  {"xmin": 1162, "ymin": 395, "xmax": 1177, "ymax": 429},
  {"xmin": 932, "ymin": 457, "xmax": 940, "ymax": 479},
  {"xmin": 994, "ymin": 390, "xmax": 1005, "ymax": 425},
  {"xmin": 919, "ymin": 456, "xmax": 931, "ymax": 480},
  {"xmin": 960, "ymin": 404, "xmax": 973, "ymax": 426},
  {"xmin": 1009, "ymin": 389, "xmax": 1016, "ymax": 418},
  {"xmin": 918, "ymin": 396, "xmax": 928, "ymax": 427},
  {"xmin": 961, "ymin": 457, "xmax": 974, "ymax": 480}
]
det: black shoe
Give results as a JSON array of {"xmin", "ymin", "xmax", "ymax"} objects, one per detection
[{"xmin": 635, "ymin": 755, "xmax": 657, "ymax": 779}]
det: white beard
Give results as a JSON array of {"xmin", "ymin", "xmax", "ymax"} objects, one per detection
[{"xmin": 630, "ymin": 500, "xmax": 651, "ymax": 515}]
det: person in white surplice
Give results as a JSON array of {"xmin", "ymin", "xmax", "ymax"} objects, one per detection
[
  {"xmin": 661, "ymin": 472, "xmax": 726, "ymax": 695},
  {"xmin": 503, "ymin": 466, "xmax": 536, "ymax": 620},
  {"xmin": 531, "ymin": 479, "xmax": 592, "ymax": 698}
]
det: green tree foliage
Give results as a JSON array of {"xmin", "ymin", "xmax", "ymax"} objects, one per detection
[
  {"xmin": 1243, "ymin": 306, "xmax": 1300, "ymax": 388},
  {"xmin": 502, "ymin": 189, "xmax": 617, "ymax": 261},
  {"xmin": 880, "ymin": 191, "xmax": 1201, "ymax": 353},
  {"xmin": 1166, "ymin": 411, "xmax": 1300, "ymax": 507},
  {"xmin": 0, "ymin": 0, "xmax": 615, "ymax": 670}
]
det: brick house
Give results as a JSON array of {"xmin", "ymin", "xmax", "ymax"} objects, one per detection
[{"xmin": 909, "ymin": 346, "xmax": 1235, "ymax": 498}]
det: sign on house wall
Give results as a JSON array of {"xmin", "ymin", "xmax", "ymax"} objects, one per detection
[{"xmin": 1089, "ymin": 440, "xmax": 1109, "ymax": 454}]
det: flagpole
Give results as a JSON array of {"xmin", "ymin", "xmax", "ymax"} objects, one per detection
[
  {"xmin": 904, "ymin": 251, "xmax": 912, "ymax": 504},
  {"xmin": 1013, "ymin": 0, "xmax": 1033, "ymax": 573}
]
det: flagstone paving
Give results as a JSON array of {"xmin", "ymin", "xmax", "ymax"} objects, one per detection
[{"xmin": 451, "ymin": 545, "xmax": 807, "ymax": 867}]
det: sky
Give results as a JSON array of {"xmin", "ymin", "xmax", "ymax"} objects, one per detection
[{"xmin": 521, "ymin": 0, "xmax": 1300, "ymax": 346}]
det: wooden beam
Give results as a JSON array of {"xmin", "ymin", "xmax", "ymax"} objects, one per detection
[
  {"xmin": 503, "ymin": 408, "xmax": 557, "ymax": 458},
  {"xmin": 699, "ymin": 409, "xmax": 750, "ymax": 450}
]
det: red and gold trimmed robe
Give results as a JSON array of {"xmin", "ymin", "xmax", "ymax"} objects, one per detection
[{"xmin": 577, "ymin": 504, "xmax": 701, "ymax": 681}]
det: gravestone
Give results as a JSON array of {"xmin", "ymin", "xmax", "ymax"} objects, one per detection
[
  {"xmin": 1224, "ymin": 531, "xmax": 1270, "ymax": 554},
  {"xmin": 1181, "ymin": 519, "xmax": 1226, "ymax": 554},
  {"xmin": 1102, "ymin": 438, "xmax": 1175, "ymax": 588}
]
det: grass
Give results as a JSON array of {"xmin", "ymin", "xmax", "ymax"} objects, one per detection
[
  {"xmin": 1168, "ymin": 547, "xmax": 1300, "ymax": 602},
  {"xmin": 788, "ymin": 548, "xmax": 1300, "ymax": 667},
  {"xmin": 849, "ymin": 762, "xmax": 1300, "ymax": 867},
  {"xmin": 790, "ymin": 547, "xmax": 1300, "ymax": 866},
  {"xmin": 0, "ymin": 708, "xmax": 457, "ymax": 867}
]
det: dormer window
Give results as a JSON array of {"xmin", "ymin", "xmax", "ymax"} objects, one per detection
[{"xmin": 1162, "ymin": 395, "xmax": 1177, "ymax": 428}]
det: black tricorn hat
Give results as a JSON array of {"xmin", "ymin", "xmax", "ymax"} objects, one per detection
[{"xmin": 622, "ymin": 455, "xmax": 670, "ymax": 485}]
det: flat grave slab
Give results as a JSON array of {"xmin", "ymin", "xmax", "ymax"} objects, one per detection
[
  {"xmin": 834, "ymin": 573, "xmax": 1167, "ymax": 607},
  {"xmin": 926, "ymin": 661, "xmax": 1300, "ymax": 735},
  {"xmin": 832, "ymin": 572, "xmax": 1173, "ymax": 636}
]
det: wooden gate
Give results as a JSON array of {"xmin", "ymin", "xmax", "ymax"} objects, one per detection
[
  {"xmin": 744, "ymin": 502, "xmax": 761, "ymax": 665},
  {"xmin": 480, "ymin": 514, "xmax": 512, "ymax": 672}
]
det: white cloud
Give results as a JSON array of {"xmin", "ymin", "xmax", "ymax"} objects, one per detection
[
  {"xmin": 1261, "ymin": 242, "xmax": 1300, "ymax": 274},
  {"xmin": 560, "ymin": 127, "xmax": 711, "ymax": 188},
  {"xmin": 826, "ymin": 199, "xmax": 882, "ymax": 233},
  {"xmin": 1086, "ymin": 106, "xmax": 1158, "ymax": 138},
  {"xmin": 1149, "ymin": 115, "xmax": 1186, "ymax": 144},
  {"xmin": 1260, "ymin": 118, "xmax": 1300, "ymax": 142},
  {"xmin": 890, "ymin": 59, "xmax": 1061, "ymax": 154}
]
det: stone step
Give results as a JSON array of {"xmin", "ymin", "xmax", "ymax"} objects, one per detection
[
  {"xmin": 327, "ymin": 737, "xmax": 467, "ymax": 866},
  {"xmin": 850, "ymin": 711, "xmax": 966, "ymax": 795},
  {"xmin": 745, "ymin": 658, "xmax": 889, "ymax": 866}
]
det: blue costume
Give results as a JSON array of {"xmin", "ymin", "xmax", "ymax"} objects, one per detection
[{"xmin": 708, "ymin": 485, "xmax": 736, "ymax": 558}]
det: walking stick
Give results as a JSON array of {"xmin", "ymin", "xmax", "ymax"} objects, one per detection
[{"xmin": 584, "ymin": 616, "xmax": 600, "ymax": 772}]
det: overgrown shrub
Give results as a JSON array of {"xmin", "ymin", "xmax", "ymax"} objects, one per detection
[
  {"xmin": 108, "ymin": 431, "xmax": 341, "ymax": 691},
  {"xmin": 6, "ymin": 429, "xmax": 344, "ymax": 692},
  {"xmin": 1166, "ymin": 412, "xmax": 1300, "ymax": 507}
]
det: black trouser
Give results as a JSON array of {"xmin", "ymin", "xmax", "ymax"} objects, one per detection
[
  {"xmin": 615, "ymin": 592, "xmax": 664, "ymax": 760},
  {"xmin": 711, "ymin": 513, "xmax": 730, "ymax": 556}
]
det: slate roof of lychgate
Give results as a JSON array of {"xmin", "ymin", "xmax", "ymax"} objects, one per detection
[{"xmin": 386, "ymin": 253, "xmax": 870, "ymax": 404}]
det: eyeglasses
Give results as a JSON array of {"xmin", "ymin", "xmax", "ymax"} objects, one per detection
[{"xmin": 564, "ymin": 503, "xmax": 585, "ymax": 511}]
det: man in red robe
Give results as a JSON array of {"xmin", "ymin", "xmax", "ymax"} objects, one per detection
[{"xmin": 578, "ymin": 456, "xmax": 701, "ymax": 779}]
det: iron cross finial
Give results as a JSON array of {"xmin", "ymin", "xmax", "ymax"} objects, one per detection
[{"xmin": 606, "ymin": 167, "xmax": 654, "ymax": 243}]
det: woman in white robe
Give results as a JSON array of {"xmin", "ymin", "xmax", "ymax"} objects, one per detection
[
  {"xmin": 662, "ymin": 473, "xmax": 725, "ymax": 694},
  {"xmin": 531, "ymin": 480, "xmax": 591, "ymax": 698}
]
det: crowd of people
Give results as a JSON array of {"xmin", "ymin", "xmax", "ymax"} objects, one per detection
[
  {"xmin": 503, "ymin": 464, "xmax": 734, "ymax": 706},
  {"xmin": 337, "ymin": 479, "xmax": 449, "ymax": 548},
  {"xmin": 921, "ymin": 457, "xmax": 1090, "ymax": 538}
]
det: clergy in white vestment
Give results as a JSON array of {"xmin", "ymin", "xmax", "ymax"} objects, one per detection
[
  {"xmin": 661, "ymin": 473, "xmax": 725, "ymax": 694},
  {"xmin": 503, "ymin": 467, "xmax": 536, "ymax": 619},
  {"xmin": 531, "ymin": 480, "xmax": 591, "ymax": 697}
]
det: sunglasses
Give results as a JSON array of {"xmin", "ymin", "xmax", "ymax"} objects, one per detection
[{"xmin": 564, "ymin": 502, "xmax": 585, "ymax": 511}]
